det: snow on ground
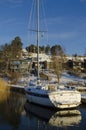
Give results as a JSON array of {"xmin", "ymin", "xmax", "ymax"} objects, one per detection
[
  {"xmin": 60, "ymin": 72, "xmax": 85, "ymax": 85},
  {"xmin": 44, "ymin": 71, "xmax": 85, "ymax": 86}
]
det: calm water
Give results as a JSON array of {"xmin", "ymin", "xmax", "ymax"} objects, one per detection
[{"xmin": 0, "ymin": 91, "xmax": 86, "ymax": 130}]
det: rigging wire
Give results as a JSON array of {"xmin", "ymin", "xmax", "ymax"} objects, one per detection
[
  {"xmin": 40, "ymin": 0, "xmax": 49, "ymax": 46},
  {"xmin": 27, "ymin": 0, "xmax": 49, "ymax": 48},
  {"xmin": 41, "ymin": 0, "xmax": 48, "ymax": 32},
  {"xmin": 28, "ymin": 0, "xmax": 37, "ymax": 45}
]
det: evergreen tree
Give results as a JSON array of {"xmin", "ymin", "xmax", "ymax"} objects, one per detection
[
  {"xmin": 51, "ymin": 45, "xmax": 64, "ymax": 56},
  {"xmin": 11, "ymin": 36, "xmax": 23, "ymax": 59}
]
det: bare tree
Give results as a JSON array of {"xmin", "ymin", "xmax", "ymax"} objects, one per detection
[
  {"xmin": 51, "ymin": 45, "xmax": 65, "ymax": 84},
  {"xmin": 52, "ymin": 56, "xmax": 63, "ymax": 84}
]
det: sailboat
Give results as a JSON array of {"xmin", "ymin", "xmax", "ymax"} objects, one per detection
[{"xmin": 24, "ymin": 0, "xmax": 81, "ymax": 109}]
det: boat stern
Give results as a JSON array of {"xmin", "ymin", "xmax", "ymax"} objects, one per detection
[{"xmin": 49, "ymin": 90, "xmax": 81, "ymax": 109}]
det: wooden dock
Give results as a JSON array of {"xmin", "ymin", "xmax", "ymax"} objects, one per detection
[
  {"xmin": 9, "ymin": 84, "xmax": 25, "ymax": 94},
  {"xmin": 76, "ymin": 86, "xmax": 86, "ymax": 92},
  {"xmin": 81, "ymin": 94, "xmax": 86, "ymax": 103}
]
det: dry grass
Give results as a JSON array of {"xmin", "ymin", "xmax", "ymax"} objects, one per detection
[
  {"xmin": 0, "ymin": 78, "xmax": 10, "ymax": 102},
  {"xmin": 0, "ymin": 78, "xmax": 10, "ymax": 91}
]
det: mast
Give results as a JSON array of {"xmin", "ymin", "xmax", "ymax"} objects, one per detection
[{"xmin": 37, "ymin": 0, "xmax": 40, "ymax": 79}]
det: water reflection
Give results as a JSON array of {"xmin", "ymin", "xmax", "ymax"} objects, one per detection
[
  {"xmin": 0, "ymin": 91, "xmax": 26, "ymax": 130},
  {"xmin": 25, "ymin": 101, "xmax": 82, "ymax": 129},
  {"xmin": 49, "ymin": 109, "xmax": 81, "ymax": 127},
  {"xmin": 0, "ymin": 90, "xmax": 83, "ymax": 130}
]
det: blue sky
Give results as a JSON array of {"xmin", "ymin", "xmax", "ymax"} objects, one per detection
[{"xmin": 0, "ymin": 0, "xmax": 86, "ymax": 55}]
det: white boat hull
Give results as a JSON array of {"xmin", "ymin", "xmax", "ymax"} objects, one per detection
[
  {"xmin": 25, "ymin": 87, "xmax": 81, "ymax": 109},
  {"xmin": 49, "ymin": 91, "xmax": 81, "ymax": 109}
]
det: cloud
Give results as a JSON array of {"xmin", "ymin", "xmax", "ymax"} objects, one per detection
[
  {"xmin": 80, "ymin": 0, "xmax": 86, "ymax": 2},
  {"xmin": 44, "ymin": 15, "xmax": 86, "ymax": 52},
  {"xmin": 47, "ymin": 31, "xmax": 78, "ymax": 42},
  {"xmin": 0, "ymin": 0, "xmax": 23, "ymax": 7},
  {"xmin": 8, "ymin": 0, "xmax": 23, "ymax": 4},
  {"xmin": 47, "ymin": 16, "xmax": 86, "ymax": 31},
  {"xmin": 8, "ymin": 0, "xmax": 23, "ymax": 7},
  {"xmin": 0, "ymin": 18, "xmax": 16, "ymax": 24}
]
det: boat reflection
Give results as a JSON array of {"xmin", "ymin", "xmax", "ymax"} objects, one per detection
[
  {"xmin": 25, "ymin": 101, "xmax": 82, "ymax": 128},
  {"xmin": 49, "ymin": 109, "xmax": 81, "ymax": 127}
]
